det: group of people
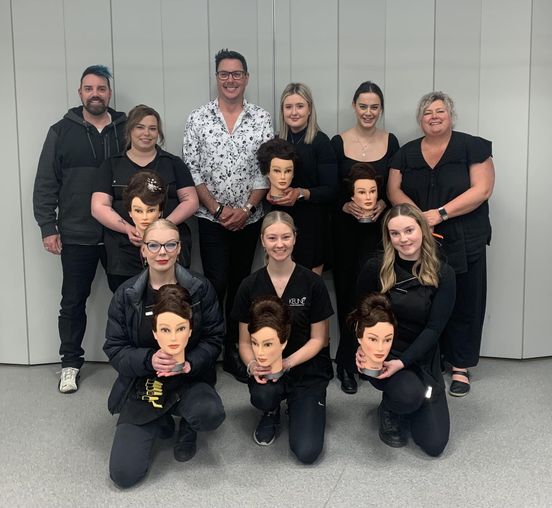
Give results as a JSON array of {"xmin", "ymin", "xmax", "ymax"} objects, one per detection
[{"xmin": 32, "ymin": 48, "xmax": 494, "ymax": 487}]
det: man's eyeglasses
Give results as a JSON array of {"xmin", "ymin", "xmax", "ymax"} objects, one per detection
[
  {"xmin": 216, "ymin": 70, "xmax": 247, "ymax": 80},
  {"xmin": 144, "ymin": 241, "xmax": 180, "ymax": 254}
]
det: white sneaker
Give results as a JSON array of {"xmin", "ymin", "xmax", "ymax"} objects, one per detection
[{"xmin": 59, "ymin": 367, "xmax": 80, "ymax": 393}]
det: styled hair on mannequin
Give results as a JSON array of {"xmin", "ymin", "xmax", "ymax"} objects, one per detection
[
  {"xmin": 248, "ymin": 295, "xmax": 291, "ymax": 345},
  {"xmin": 122, "ymin": 171, "xmax": 167, "ymax": 213},
  {"xmin": 256, "ymin": 138, "xmax": 299, "ymax": 175}
]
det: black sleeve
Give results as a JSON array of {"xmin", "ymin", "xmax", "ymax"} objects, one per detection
[
  {"xmin": 172, "ymin": 156, "xmax": 196, "ymax": 189},
  {"xmin": 330, "ymin": 134, "xmax": 346, "ymax": 177},
  {"xmin": 93, "ymin": 158, "xmax": 115, "ymax": 195},
  {"xmin": 389, "ymin": 144, "xmax": 406, "ymax": 171},
  {"xmin": 399, "ymin": 264, "xmax": 456, "ymax": 367},
  {"xmin": 357, "ymin": 257, "xmax": 382, "ymax": 299},
  {"xmin": 387, "ymin": 133, "xmax": 400, "ymax": 163},
  {"xmin": 185, "ymin": 278, "xmax": 224, "ymax": 377},
  {"xmin": 465, "ymin": 133, "xmax": 493, "ymax": 165},
  {"xmin": 33, "ymin": 127, "xmax": 61, "ymax": 238},
  {"xmin": 307, "ymin": 132, "xmax": 338, "ymax": 204},
  {"xmin": 231, "ymin": 276, "xmax": 254, "ymax": 324},
  {"xmin": 103, "ymin": 290, "xmax": 156, "ymax": 377},
  {"xmin": 309, "ymin": 274, "xmax": 334, "ymax": 323}
]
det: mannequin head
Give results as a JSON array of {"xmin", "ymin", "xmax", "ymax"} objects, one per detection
[
  {"xmin": 152, "ymin": 284, "xmax": 193, "ymax": 368},
  {"xmin": 257, "ymin": 138, "xmax": 299, "ymax": 200},
  {"xmin": 123, "ymin": 171, "xmax": 167, "ymax": 236},
  {"xmin": 248, "ymin": 296, "xmax": 291, "ymax": 375},
  {"xmin": 348, "ymin": 163, "xmax": 380, "ymax": 221},
  {"xmin": 348, "ymin": 293, "xmax": 396, "ymax": 374}
]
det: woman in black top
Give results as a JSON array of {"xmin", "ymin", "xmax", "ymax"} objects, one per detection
[
  {"xmin": 357, "ymin": 204, "xmax": 455, "ymax": 456},
  {"xmin": 92, "ymin": 104, "xmax": 199, "ymax": 291},
  {"xmin": 330, "ymin": 81, "xmax": 400, "ymax": 394},
  {"xmin": 232, "ymin": 211, "xmax": 334, "ymax": 464},
  {"xmin": 388, "ymin": 91, "xmax": 495, "ymax": 396},
  {"xmin": 104, "ymin": 219, "xmax": 224, "ymax": 488},
  {"xmin": 269, "ymin": 83, "xmax": 338, "ymax": 274}
]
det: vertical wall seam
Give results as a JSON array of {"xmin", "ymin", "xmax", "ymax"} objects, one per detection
[
  {"xmin": 109, "ymin": 0, "xmax": 117, "ymax": 109},
  {"xmin": 207, "ymin": 0, "xmax": 212, "ymax": 98},
  {"xmin": 62, "ymin": 0, "xmax": 68, "ymax": 107},
  {"xmin": 272, "ymin": 0, "xmax": 276, "ymax": 117},
  {"xmin": 160, "ymin": 1, "xmax": 166, "ymax": 124},
  {"xmin": 432, "ymin": 0, "xmax": 436, "ymax": 91},
  {"xmin": 336, "ymin": 0, "xmax": 340, "ymax": 134},
  {"xmin": 10, "ymin": 0, "xmax": 31, "ymax": 365}
]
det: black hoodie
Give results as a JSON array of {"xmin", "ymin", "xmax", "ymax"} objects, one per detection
[{"xmin": 33, "ymin": 106, "xmax": 126, "ymax": 245}]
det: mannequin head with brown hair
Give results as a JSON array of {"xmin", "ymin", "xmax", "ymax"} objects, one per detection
[
  {"xmin": 257, "ymin": 138, "xmax": 299, "ymax": 200},
  {"xmin": 347, "ymin": 163, "xmax": 380, "ymax": 222}
]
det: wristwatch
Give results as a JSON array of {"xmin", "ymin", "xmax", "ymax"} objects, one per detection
[
  {"xmin": 438, "ymin": 206, "xmax": 449, "ymax": 221},
  {"xmin": 244, "ymin": 202, "xmax": 257, "ymax": 214},
  {"xmin": 297, "ymin": 188, "xmax": 305, "ymax": 200}
]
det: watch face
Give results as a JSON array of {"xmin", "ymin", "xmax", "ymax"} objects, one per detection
[{"xmin": 249, "ymin": 205, "xmax": 257, "ymax": 214}]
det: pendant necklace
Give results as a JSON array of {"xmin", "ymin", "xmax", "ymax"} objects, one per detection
[{"xmin": 355, "ymin": 136, "xmax": 369, "ymax": 158}]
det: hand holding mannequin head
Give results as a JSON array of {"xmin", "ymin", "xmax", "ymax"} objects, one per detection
[
  {"xmin": 123, "ymin": 171, "xmax": 167, "ymax": 236},
  {"xmin": 348, "ymin": 293, "xmax": 397, "ymax": 376},
  {"xmin": 257, "ymin": 138, "xmax": 299, "ymax": 200},
  {"xmin": 152, "ymin": 284, "xmax": 193, "ymax": 369},
  {"xmin": 248, "ymin": 295, "xmax": 291, "ymax": 376},
  {"xmin": 347, "ymin": 163, "xmax": 380, "ymax": 222}
]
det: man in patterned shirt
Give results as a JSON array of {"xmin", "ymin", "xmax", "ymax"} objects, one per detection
[{"xmin": 183, "ymin": 49, "xmax": 273, "ymax": 382}]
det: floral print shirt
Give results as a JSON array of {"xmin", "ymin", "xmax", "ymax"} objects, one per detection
[{"xmin": 183, "ymin": 98, "xmax": 273, "ymax": 224}]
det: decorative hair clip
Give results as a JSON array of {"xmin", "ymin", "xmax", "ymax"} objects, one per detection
[{"xmin": 146, "ymin": 178, "xmax": 162, "ymax": 192}]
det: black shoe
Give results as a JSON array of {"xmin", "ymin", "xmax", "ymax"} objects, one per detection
[
  {"xmin": 174, "ymin": 419, "xmax": 197, "ymax": 462},
  {"xmin": 253, "ymin": 407, "xmax": 280, "ymax": 446},
  {"xmin": 159, "ymin": 414, "xmax": 175, "ymax": 440},
  {"xmin": 449, "ymin": 369, "xmax": 470, "ymax": 397},
  {"xmin": 378, "ymin": 402, "xmax": 407, "ymax": 448},
  {"xmin": 223, "ymin": 348, "xmax": 249, "ymax": 384},
  {"xmin": 337, "ymin": 367, "xmax": 358, "ymax": 394}
]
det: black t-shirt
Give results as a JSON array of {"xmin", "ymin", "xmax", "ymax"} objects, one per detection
[
  {"xmin": 232, "ymin": 264, "xmax": 334, "ymax": 383},
  {"xmin": 389, "ymin": 131, "xmax": 493, "ymax": 272}
]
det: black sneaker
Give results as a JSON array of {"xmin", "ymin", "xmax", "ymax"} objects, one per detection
[
  {"xmin": 174, "ymin": 419, "xmax": 197, "ymax": 462},
  {"xmin": 253, "ymin": 407, "xmax": 280, "ymax": 446},
  {"xmin": 378, "ymin": 402, "xmax": 407, "ymax": 448}
]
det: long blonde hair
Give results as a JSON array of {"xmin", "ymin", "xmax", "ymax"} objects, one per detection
[
  {"xmin": 260, "ymin": 211, "xmax": 297, "ymax": 265},
  {"xmin": 380, "ymin": 204, "xmax": 440, "ymax": 293},
  {"xmin": 278, "ymin": 83, "xmax": 319, "ymax": 144}
]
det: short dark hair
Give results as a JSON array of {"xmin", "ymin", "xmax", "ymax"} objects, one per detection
[
  {"xmin": 152, "ymin": 284, "xmax": 193, "ymax": 331},
  {"xmin": 346, "ymin": 162, "xmax": 381, "ymax": 198},
  {"xmin": 347, "ymin": 293, "xmax": 397, "ymax": 338},
  {"xmin": 352, "ymin": 81, "xmax": 385, "ymax": 111},
  {"xmin": 256, "ymin": 137, "xmax": 299, "ymax": 175},
  {"xmin": 125, "ymin": 104, "xmax": 165, "ymax": 150},
  {"xmin": 248, "ymin": 295, "xmax": 291, "ymax": 344},
  {"xmin": 123, "ymin": 171, "xmax": 167, "ymax": 213},
  {"xmin": 215, "ymin": 48, "xmax": 248, "ymax": 73},
  {"xmin": 80, "ymin": 65, "xmax": 112, "ymax": 89}
]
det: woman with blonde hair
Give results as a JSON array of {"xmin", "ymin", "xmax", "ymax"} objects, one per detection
[
  {"xmin": 268, "ymin": 83, "xmax": 337, "ymax": 275},
  {"xmin": 356, "ymin": 204, "xmax": 455, "ymax": 456}
]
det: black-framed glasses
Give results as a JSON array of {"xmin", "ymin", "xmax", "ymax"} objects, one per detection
[
  {"xmin": 145, "ymin": 240, "xmax": 180, "ymax": 253},
  {"xmin": 216, "ymin": 70, "xmax": 246, "ymax": 80}
]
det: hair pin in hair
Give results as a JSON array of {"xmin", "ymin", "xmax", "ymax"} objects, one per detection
[{"xmin": 146, "ymin": 178, "xmax": 162, "ymax": 192}]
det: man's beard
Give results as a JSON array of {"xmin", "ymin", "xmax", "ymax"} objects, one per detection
[{"xmin": 83, "ymin": 98, "xmax": 108, "ymax": 116}]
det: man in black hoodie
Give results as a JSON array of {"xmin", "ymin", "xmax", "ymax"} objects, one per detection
[{"xmin": 33, "ymin": 65, "xmax": 126, "ymax": 394}]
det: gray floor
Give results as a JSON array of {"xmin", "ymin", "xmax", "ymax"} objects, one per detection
[{"xmin": 1, "ymin": 358, "xmax": 551, "ymax": 508}]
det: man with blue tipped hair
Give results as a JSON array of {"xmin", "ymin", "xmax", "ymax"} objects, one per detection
[{"xmin": 33, "ymin": 65, "xmax": 127, "ymax": 393}]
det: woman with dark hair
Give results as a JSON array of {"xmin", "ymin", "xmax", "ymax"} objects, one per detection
[
  {"xmin": 356, "ymin": 204, "xmax": 455, "ymax": 456},
  {"xmin": 92, "ymin": 104, "xmax": 199, "ymax": 291},
  {"xmin": 232, "ymin": 211, "xmax": 333, "ymax": 464},
  {"xmin": 269, "ymin": 83, "xmax": 338, "ymax": 275},
  {"xmin": 387, "ymin": 91, "xmax": 495, "ymax": 396},
  {"xmin": 104, "ymin": 219, "xmax": 225, "ymax": 488},
  {"xmin": 331, "ymin": 81, "xmax": 400, "ymax": 394}
]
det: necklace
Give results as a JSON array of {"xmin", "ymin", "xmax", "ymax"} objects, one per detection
[
  {"xmin": 355, "ymin": 135, "xmax": 370, "ymax": 158},
  {"xmin": 290, "ymin": 130, "xmax": 306, "ymax": 145}
]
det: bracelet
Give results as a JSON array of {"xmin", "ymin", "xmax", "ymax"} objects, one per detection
[
  {"xmin": 213, "ymin": 203, "xmax": 223, "ymax": 220},
  {"xmin": 246, "ymin": 359, "xmax": 257, "ymax": 376}
]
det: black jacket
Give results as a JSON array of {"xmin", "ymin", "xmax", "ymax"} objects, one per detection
[
  {"xmin": 33, "ymin": 106, "xmax": 126, "ymax": 244},
  {"xmin": 103, "ymin": 264, "xmax": 224, "ymax": 414}
]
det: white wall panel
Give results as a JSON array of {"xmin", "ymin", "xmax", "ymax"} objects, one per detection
[
  {"xmin": 0, "ymin": 0, "xmax": 28, "ymax": 364},
  {"xmin": 385, "ymin": 0, "xmax": 434, "ymax": 143},
  {"xmin": 523, "ymin": 0, "xmax": 552, "ymax": 358},
  {"xmin": 479, "ymin": 0, "xmax": 532, "ymax": 358},
  {"xmin": 336, "ymin": 0, "xmax": 386, "ymax": 134},
  {"xmin": 434, "ymin": 0, "xmax": 481, "ymax": 134}
]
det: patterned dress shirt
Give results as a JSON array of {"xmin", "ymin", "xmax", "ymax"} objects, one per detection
[{"xmin": 183, "ymin": 98, "xmax": 273, "ymax": 225}]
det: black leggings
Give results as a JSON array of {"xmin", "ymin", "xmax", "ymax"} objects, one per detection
[
  {"xmin": 109, "ymin": 382, "xmax": 225, "ymax": 488},
  {"xmin": 249, "ymin": 379, "xmax": 327, "ymax": 464},
  {"xmin": 369, "ymin": 369, "xmax": 449, "ymax": 457}
]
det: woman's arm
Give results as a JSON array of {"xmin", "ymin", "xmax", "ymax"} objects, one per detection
[
  {"xmin": 164, "ymin": 186, "xmax": 199, "ymax": 225},
  {"xmin": 423, "ymin": 157, "xmax": 495, "ymax": 227},
  {"xmin": 91, "ymin": 191, "xmax": 141, "ymax": 245},
  {"xmin": 282, "ymin": 320, "xmax": 328, "ymax": 370},
  {"xmin": 387, "ymin": 168, "xmax": 416, "ymax": 207}
]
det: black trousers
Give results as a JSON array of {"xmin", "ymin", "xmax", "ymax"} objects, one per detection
[
  {"xmin": 197, "ymin": 217, "xmax": 261, "ymax": 350},
  {"xmin": 369, "ymin": 369, "xmax": 450, "ymax": 457},
  {"xmin": 109, "ymin": 382, "xmax": 225, "ymax": 488},
  {"xmin": 332, "ymin": 211, "xmax": 381, "ymax": 372},
  {"xmin": 249, "ymin": 378, "xmax": 327, "ymax": 464},
  {"xmin": 441, "ymin": 253, "xmax": 487, "ymax": 368},
  {"xmin": 59, "ymin": 244, "xmax": 107, "ymax": 368}
]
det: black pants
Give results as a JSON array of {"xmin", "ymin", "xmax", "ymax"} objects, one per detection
[
  {"xmin": 369, "ymin": 369, "xmax": 449, "ymax": 457},
  {"xmin": 197, "ymin": 217, "xmax": 261, "ymax": 350},
  {"xmin": 59, "ymin": 244, "xmax": 107, "ymax": 368},
  {"xmin": 332, "ymin": 211, "xmax": 381, "ymax": 372},
  {"xmin": 109, "ymin": 382, "xmax": 225, "ymax": 488},
  {"xmin": 249, "ymin": 379, "xmax": 327, "ymax": 464},
  {"xmin": 441, "ymin": 253, "xmax": 487, "ymax": 368}
]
